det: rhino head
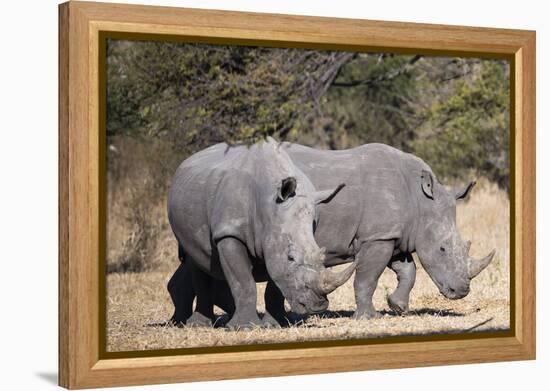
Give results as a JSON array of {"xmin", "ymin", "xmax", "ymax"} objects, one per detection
[
  {"xmin": 414, "ymin": 170, "xmax": 495, "ymax": 299},
  {"xmin": 261, "ymin": 176, "xmax": 356, "ymax": 314}
]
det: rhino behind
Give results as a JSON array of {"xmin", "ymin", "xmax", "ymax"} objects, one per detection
[{"xmin": 284, "ymin": 142, "xmax": 495, "ymax": 318}]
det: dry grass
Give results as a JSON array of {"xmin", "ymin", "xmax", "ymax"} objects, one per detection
[
  {"xmin": 106, "ymin": 137, "xmax": 178, "ymax": 272},
  {"xmin": 106, "ymin": 179, "xmax": 510, "ymax": 352}
]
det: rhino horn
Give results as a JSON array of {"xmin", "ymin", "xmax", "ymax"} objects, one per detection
[
  {"xmin": 314, "ymin": 183, "xmax": 346, "ymax": 204},
  {"xmin": 468, "ymin": 249, "xmax": 496, "ymax": 279},
  {"xmin": 317, "ymin": 261, "xmax": 356, "ymax": 295}
]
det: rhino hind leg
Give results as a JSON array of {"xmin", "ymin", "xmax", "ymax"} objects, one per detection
[
  {"xmin": 217, "ymin": 237, "xmax": 263, "ymax": 330},
  {"xmin": 213, "ymin": 279, "xmax": 235, "ymax": 316},
  {"xmin": 167, "ymin": 262, "xmax": 195, "ymax": 326},
  {"xmin": 387, "ymin": 253, "xmax": 416, "ymax": 314},
  {"xmin": 353, "ymin": 240, "xmax": 395, "ymax": 320},
  {"xmin": 263, "ymin": 280, "xmax": 287, "ymax": 327},
  {"xmin": 186, "ymin": 262, "xmax": 215, "ymax": 327}
]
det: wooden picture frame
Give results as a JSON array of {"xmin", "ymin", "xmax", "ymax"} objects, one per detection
[{"xmin": 58, "ymin": 1, "xmax": 536, "ymax": 388}]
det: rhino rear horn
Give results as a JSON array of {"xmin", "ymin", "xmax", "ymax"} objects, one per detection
[
  {"xmin": 315, "ymin": 183, "xmax": 346, "ymax": 204},
  {"xmin": 455, "ymin": 181, "xmax": 476, "ymax": 200},
  {"xmin": 468, "ymin": 249, "xmax": 496, "ymax": 279}
]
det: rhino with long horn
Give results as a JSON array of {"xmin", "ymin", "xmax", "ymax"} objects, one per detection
[
  {"xmin": 279, "ymin": 142, "xmax": 495, "ymax": 318},
  {"xmin": 167, "ymin": 138, "xmax": 354, "ymax": 329}
]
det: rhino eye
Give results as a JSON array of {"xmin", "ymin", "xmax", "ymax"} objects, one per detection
[
  {"xmin": 440, "ymin": 246, "xmax": 446, "ymax": 253},
  {"xmin": 288, "ymin": 254, "xmax": 296, "ymax": 262}
]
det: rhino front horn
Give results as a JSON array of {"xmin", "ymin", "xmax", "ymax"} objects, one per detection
[
  {"xmin": 317, "ymin": 261, "xmax": 356, "ymax": 295},
  {"xmin": 468, "ymin": 249, "xmax": 496, "ymax": 279}
]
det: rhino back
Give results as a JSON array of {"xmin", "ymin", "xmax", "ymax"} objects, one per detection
[
  {"xmin": 168, "ymin": 144, "xmax": 258, "ymax": 277},
  {"xmin": 284, "ymin": 143, "xmax": 428, "ymax": 257},
  {"xmin": 168, "ymin": 140, "xmax": 305, "ymax": 277}
]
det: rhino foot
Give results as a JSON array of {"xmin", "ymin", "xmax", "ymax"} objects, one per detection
[
  {"xmin": 387, "ymin": 293, "xmax": 409, "ymax": 315},
  {"xmin": 352, "ymin": 309, "xmax": 382, "ymax": 320},
  {"xmin": 261, "ymin": 312, "xmax": 282, "ymax": 328},
  {"xmin": 186, "ymin": 312, "xmax": 213, "ymax": 327},
  {"xmin": 169, "ymin": 317, "xmax": 186, "ymax": 328},
  {"xmin": 226, "ymin": 314, "xmax": 263, "ymax": 330}
]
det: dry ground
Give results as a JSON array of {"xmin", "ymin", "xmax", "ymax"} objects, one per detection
[{"xmin": 106, "ymin": 179, "xmax": 510, "ymax": 352}]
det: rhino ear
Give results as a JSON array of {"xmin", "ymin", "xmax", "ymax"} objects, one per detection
[
  {"xmin": 455, "ymin": 181, "xmax": 476, "ymax": 201},
  {"xmin": 277, "ymin": 177, "xmax": 297, "ymax": 203},
  {"xmin": 421, "ymin": 170, "xmax": 434, "ymax": 199}
]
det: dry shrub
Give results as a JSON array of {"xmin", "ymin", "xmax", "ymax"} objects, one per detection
[
  {"xmin": 108, "ymin": 198, "xmax": 159, "ymax": 273},
  {"xmin": 456, "ymin": 177, "xmax": 510, "ymax": 299},
  {"xmin": 106, "ymin": 136, "xmax": 180, "ymax": 273}
]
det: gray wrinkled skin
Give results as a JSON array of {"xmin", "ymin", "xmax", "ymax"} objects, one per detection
[
  {"xmin": 282, "ymin": 142, "xmax": 495, "ymax": 318},
  {"xmin": 168, "ymin": 142, "xmax": 494, "ymax": 324},
  {"xmin": 167, "ymin": 138, "xmax": 354, "ymax": 328}
]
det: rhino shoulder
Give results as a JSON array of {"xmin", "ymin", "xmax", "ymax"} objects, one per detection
[{"xmin": 209, "ymin": 169, "xmax": 257, "ymax": 246}]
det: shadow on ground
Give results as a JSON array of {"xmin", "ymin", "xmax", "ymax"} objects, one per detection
[
  {"xmin": 400, "ymin": 308, "xmax": 465, "ymax": 317},
  {"xmin": 146, "ymin": 307, "xmax": 467, "ymax": 330}
]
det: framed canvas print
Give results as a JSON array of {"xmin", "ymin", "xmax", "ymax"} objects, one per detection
[{"xmin": 58, "ymin": 1, "xmax": 536, "ymax": 389}]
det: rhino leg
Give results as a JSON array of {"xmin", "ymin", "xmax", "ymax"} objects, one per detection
[
  {"xmin": 387, "ymin": 253, "xmax": 416, "ymax": 314},
  {"xmin": 353, "ymin": 240, "xmax": 395, "ymax": 320},
  {"xmin": 217, "ymin": 237, "xmax": 263, "ymax": 330},
  {"xmin": 167, "ymin": 262, "xmax": 195, "ymax": 325},
  {"xmin": 263, "ymin": 280, "xmax": 286, "ymax": 327},
  {"xmin": 186, "ymin": 262, "xmax": 214, "ymax": 327},
  {"xmin": 213, "ymin": 279, "xmax": 235, "ymax": 316}
]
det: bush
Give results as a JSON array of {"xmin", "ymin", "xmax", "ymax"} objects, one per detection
[
  {"xmin": 106, "ymin": 136, "xmax": 178, "ymax": 273},
  {"xmin": 412, "ymin": 61, "xmax": 510, "ymax": 188},
  {"xmin": 106, "ymin": 42, "xmax": 510, "ymax": 273}
]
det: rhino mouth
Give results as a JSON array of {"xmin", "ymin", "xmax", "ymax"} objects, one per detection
[
  {"xmin": 426, "ymin": 270, "xmax": 470, "ymax": 300},
  {"xmin": 439, "ymin": 284, "xmax": 470, "ymax": 300},
  {"xmin": 293, "ymin": 295, "xmax": 329, "ymax": 315},
  {"xmin": 292, "ymin": 301, "xmax": 307, "ymax": 315},
  {"xmin": 307, "ymin": 300, "xmax": 329, "ymax": 314}
]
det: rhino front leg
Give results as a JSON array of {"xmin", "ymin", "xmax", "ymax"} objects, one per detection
[
  {"xmin": 353, "ymin": 240, "xmax": 395, "ymax": 319},
  {"xmin": 387, "ymin": 253, "xmax": 416, "ymax": 314},
  {"xmin": 217, "ymin": 237, "xmax": 263, "ymax": 329}
]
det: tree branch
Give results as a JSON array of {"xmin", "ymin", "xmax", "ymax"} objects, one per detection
[{"xmin": 332, "ymin": 54, "xmax": 422, "ymax": 88}]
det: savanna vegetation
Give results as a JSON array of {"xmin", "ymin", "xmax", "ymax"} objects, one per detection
[
  {"xmin": 106, "ymin": 39, "xmax": 509, "ymax": 274},
  {"xmin": 105, "ymin": 40, "xmax": 510, "ymax": 351}
]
